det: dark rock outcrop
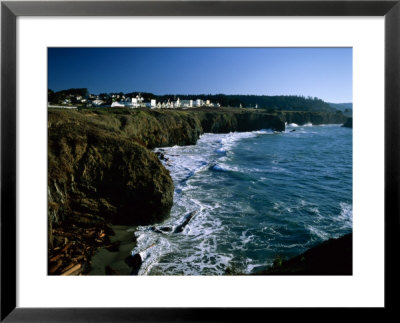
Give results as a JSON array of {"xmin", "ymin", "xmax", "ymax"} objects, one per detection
[
  {"xmin": 342, "ymin": 117, "xmax": 353, "ymax": 128},
  {"xmin": 254, "ymin": 233, "xmax": 352, "ymax": 275}
]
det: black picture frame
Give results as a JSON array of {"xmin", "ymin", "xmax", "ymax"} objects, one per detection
[{"xmin": 1, "ymin": 0, "xmax": 399, "ymax": 321}]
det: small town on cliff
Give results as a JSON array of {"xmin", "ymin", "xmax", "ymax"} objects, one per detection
[{"xmin": 48, "ymin": 90, "xmax": 222, "ymax": 110}]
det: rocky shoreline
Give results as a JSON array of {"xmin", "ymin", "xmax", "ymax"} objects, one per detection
[
  {"xmin": 253, "ymin": 233, "xmax": 352, "ymax": 275},
  {"xmin": 48, "ymin": 107, "xmax": 348, "ymax": 275}
]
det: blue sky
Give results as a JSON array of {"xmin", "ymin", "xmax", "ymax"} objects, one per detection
[{"xmin": 48, "ymin": 48, "xmax": 352, "ymax": 103}]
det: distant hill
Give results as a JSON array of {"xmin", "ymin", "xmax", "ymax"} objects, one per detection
[
  {"xmin": 328, "ymin": 103, "xmax": 352, "ymax": 117},
  {"xmin": 328, "ymin": 102, "xmax": 352, "ymax": 111}
]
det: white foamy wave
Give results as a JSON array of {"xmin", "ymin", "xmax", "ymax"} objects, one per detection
[
  {"xmin": 240, "ymin": 230, "xmax": 254, "ymax": 244},
  {"xmin": 287, "ymin": 123, "xmax": 299, "ymax": 127},
  {"xmin": 307, "ymin": 225, "xmax": 329, "ymax": 240},
  {"xmin": 210, "ymin": 130, "xmax": 273, "ymax": 155},
  {"xmin": 215, "ymin": 147, "xmax": 227, "ymax": 154},
  {"xmin": 184, "ymin": 200, "xmax": 222, "ymax": 237},
  {"xmin": 218, "ymin": 132, "xmax": 256, "ymax": 153},
  {"xmin": 138, "ymin": 238, "xmax": 173, "ymax": 275},
  {"xmin": 336, "ymin": 202, "xmax": 353, "ymax": 230},
  {"xmin": 211, "ymin": 164, "xmax": 227, "ymax": 172},
  {"xmin": 254, "ymin": 129, "xmax": 275, "ymax": 135},
  {"xmin": 246, "ymin": 264, "xmax": 266, "ymax": 274},
  {"xmin": 131, "ymin": 229, "xmax": 174, "ymax": 275},
  {"xmin": 147, "ymin": 196, "xmax": 232, "ymax": 274},
  {"xmin": 155, "ymin": 149, "xmax": 210, "ymax": 190},
  {"xmin": 303, "ymin": 122, "xmax": 313, "ymax": 127}
]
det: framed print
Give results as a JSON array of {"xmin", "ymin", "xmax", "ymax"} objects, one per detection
[{"xmin": 1, "ymin": 0, "xmax": 399, "ymax": 321}]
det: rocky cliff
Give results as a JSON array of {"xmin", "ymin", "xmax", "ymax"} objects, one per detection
[
  {"xmin": 196, "ymin": 110, "xmax": 285, "ymax": 133},
  {"xmin": 48, "ymin": 113, "xmax": 175, "ymax": 228}
]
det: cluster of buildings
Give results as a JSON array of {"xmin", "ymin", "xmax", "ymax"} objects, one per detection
[
  {"xmin": 49, "ymin": 92, "xmax": 221, "ymax": 109},
  {"xmin": 60, "ymin": 95, "xmax": 86, "ymax": 105},
  {"xmin": 110, "ymin": 94, "xmax": 220, "ymax": 109}
]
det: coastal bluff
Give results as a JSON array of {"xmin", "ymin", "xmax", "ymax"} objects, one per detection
[
  {"xmin": 48, "ymin": 107, "xmax": 347, "ymax": 274},
  {"xmin": 48, "ymin": 108, "xmax": 287, "ymax": 230},
  {"xmin": 48, "ymin": 107, "xmax": 347, "ymax": 228}
]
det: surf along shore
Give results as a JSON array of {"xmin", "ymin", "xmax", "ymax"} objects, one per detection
[{"xmin": 48, "ymin": 107, "xmax": 349, "ymax": 275}]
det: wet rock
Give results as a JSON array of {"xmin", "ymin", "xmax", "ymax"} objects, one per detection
[
  {"xmin": 125, "ymin": 253, "xmax": 143, "ymax": 275},
  {"xmin": 158, "ymin": 226, "xmax": 172, "ymax": 232},
  {"xmin": 155, "ymin": 151, "xmax": 165, "ymax": 160},
  {"xmin": 173, "ymin": 211, "xmax": 196, "ymax": 233},
  {"xmin": 342, "ymin": 117, "xmax": 352, "ymax": 128},
  {"xmin": 254, "ymin": 233, "xmax": 353, "ymax": 275}
]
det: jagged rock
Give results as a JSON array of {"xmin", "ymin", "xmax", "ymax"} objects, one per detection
[
  {"xmin": 173, "ymin": 211, "xmax": 197, "ymax": 233},
  {"xmin": 342, "ymin": 117, "xmax": 353, "ymax": 128}
]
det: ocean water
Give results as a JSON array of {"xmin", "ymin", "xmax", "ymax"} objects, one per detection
[{"xmin": 133, "ymin": 124, "xmax": 352, "ymax": 275}]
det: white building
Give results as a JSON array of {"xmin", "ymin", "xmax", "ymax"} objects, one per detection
[
  {"xmin": 195, "ymin": 99, "xmax": 204, "ymax": 107},
  {"xmin": 111, "ymin": 101, "xmax": 125, "ymax": 107},
  {"xmin": 131, "ymin": 94, "xmax": 145, "ymax": 108},
  {"xmin": 180, "ymin": 100, "xmax": 193, "ymax": 108},
  {"xmin": 92, "ymin": 99, "xmax": 104, "ymax": 106}
]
